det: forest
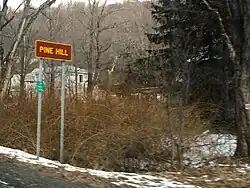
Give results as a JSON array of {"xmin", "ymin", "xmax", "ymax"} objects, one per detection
[{"xmin": 0, "ymin": 1, "xmax": 250, "ymax": 184}]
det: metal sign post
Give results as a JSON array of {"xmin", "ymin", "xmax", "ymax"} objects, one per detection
[
  {"xmin": 60, "ymin": 62, "xmax": 66, "ymax": 163},
  {"xmin": 35, "ymin": 40, "xmax": 72, "ymax": 163},
  {"xmin": 36, "ymin": 59, "xmax": 44, "ymax": 159}
]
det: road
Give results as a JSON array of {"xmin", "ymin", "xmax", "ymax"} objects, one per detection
[
  {"xmin": 0, "ymin": 156, "xmax": 89, "ymax": 188},
  {"xmin": 0, "ymin": 155, "xmax": 123, "ymax": 188}
]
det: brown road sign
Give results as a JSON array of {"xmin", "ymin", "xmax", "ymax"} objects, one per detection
[{"xmin": 35, "ymin": 40, "xmax": 72, "ymax": 62}]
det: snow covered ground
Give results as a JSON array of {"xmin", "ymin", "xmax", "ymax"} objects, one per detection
[
  {"xmin": 0, "ymin": 133, "xmax": 247, "ymax": 187},
  {"xmin": 0, "ymin": 179, "xmax": 14, "ymax": 188},
  {"xmin": 183, "ymin": 132, "xmax": 237, "ymax": 167},
  {"xmin": 0, "ymin": 146, "xmax": 198, "ymax": 188}
]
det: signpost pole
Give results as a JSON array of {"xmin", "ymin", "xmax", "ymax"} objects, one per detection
[
  {"xmin": 60, "ymin": 61, "xmax": 66, "ymax": 163},
  {"xmin": 35, "ymin": 40, "xmax": 72, "ymax": 163},
  {"xmin": 36, "ymin": 59, "xmax": 43, "ymax": 159}
]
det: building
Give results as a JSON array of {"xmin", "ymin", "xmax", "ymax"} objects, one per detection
[{"xmin": 10, "ymin": 64, "xmax": 88, "ymax": 97}]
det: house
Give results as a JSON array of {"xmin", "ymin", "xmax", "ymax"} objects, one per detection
[
  {"xmin": 46, "ymin": 64, "xmax": 88, "ymax": 88},
  {"xmin": 10, "ymin": 64, "xmax": 88, "ymax": 97},
  {"xmin": 48, "ymin": 65, "xmax": 88, "ymax": 96}
]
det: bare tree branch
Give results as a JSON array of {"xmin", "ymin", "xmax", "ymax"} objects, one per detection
[
  {"xmin": 0, "ymin": 1, "xmax": 25, "ymax": 31},
  {"xmin": 202, "ymin": 0, "xmax": 236, "ymax": 61},
  {"xmin": 0, "ymin": 0, "xmax": 57, "ymax": 99}
]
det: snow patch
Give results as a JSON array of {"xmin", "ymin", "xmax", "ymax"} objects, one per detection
[
  {"xmin": 0, "ymin": 180, "xmax": 8, "ymax": 185},
  {"xmin": 183, "ymin": 133, "xmax": 237, "ymax": 166},
  {"xmin": 0, "ymin": 180, "xmax": 14, "ymax": 188},
  {"xmin": 0, "ymin": 146, "xmax": 199, "ymax": 188}
]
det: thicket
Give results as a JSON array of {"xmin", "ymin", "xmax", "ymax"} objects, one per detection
[{"xmin": 0, "ymin": 96, "xmax": 207, "ymax": 172}]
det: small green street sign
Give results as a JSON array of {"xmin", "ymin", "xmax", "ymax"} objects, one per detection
[{"xmin": 36, "ymin": 81, "xmax": 45, "ymax": 93}]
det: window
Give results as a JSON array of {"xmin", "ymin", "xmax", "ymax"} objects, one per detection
[{"xmin": 79, "ymin": 75, "xmax": 83, "ymax": 83}]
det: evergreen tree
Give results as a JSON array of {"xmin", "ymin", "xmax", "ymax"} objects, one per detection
[
  {"xmin": 124, "ymin": 0, "xmax": 238, "ymax": 133},
  {"xmin": 127, "ymin": 0, "xmax": 231, "ymax": 104}
]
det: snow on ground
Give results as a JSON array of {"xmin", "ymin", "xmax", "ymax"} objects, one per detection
[
  {"xmin": 0, "ymin": 179, "xmax": 14, "ymax": 188},
  {"xmin": 208, "ymin": 162, "xmax": 250, "ymax": 173},
  {"xmin": 0, "ymin": 180, "xmax": 8, "ymax": 185},
  {"xmin": 0, "ymin": 133, "xmax": 245, "ymax": 187},
  {"xmin": 161, "ymin": 131, "xmax": 237, "ymax": 167},
  {"xmin": 0, "ymin": 146, "xmax": 198, "ymax": 188},
  {"xmin": 183, "ymin": 132, "xmax": 237, "ymax": 167}
]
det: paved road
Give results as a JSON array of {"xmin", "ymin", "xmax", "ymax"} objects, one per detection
[
  {"xmin": 0, "ymin": 155, "xmax": 122, "ymax": 188},
  {"xmin": 0, "ymin": 157, "xmax": 89, "ymax": 188}
]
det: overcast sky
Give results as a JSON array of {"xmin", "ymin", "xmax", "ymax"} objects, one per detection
[{"xmin": 6, "ymin": 0, "xmax": 123, "ymax": 9}]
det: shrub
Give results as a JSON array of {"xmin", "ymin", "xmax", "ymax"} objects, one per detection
[{"xmin": 0, "ymin": 96, "xmax": 207, "ymax": 171}]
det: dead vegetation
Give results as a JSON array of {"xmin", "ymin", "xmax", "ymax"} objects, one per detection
[
  {"xmin": 157, "ymin": 161, "xmax": 250, "ymax": 188},
  {"xmin": 0, "ymin": 96, "xmax": 208, "ymax": 172}
]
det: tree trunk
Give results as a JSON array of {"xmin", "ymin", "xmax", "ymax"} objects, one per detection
[
  {"xmin": 72, "ymin": 42, "xmax": 78, "ymax": 101},
  {"xmin": 49, "ymin": 61, "xmax": 55, "ymax": 99},
  {"xmin": 0, "ymin": 0, "xmax": 8, "ymax": 91},
  {"xmin": 235, "ymin": 0, "xmax": 250, "ymax": 156},
  {"xmin": 87, "ymin": 2, "xmax": 95, "ymax": 99},
  {"xmin": 177, "ymin": 86, "xmax": 184, "ymax": 168},
  {"xmin": 87, "ymin": 72, "xmax": 93, "ymax": 99},
  {"xmin": 19, "ymin": 36, "xmax": 26, "ymax": 101},
  {"xmin": 202, "ymin": 0, "xmax": 250, "ymax": 158},
  {"xmin": 234, "ymin": 66, "xmax": 250, "ymax": 157},
  {"xmin": 106, "ymin": 70, "xmax": 112, "ymax": 99}
]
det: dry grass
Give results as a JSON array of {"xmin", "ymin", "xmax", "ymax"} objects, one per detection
[
  {"xmin": 0, "ymin": 96, "xmax": 208, "ymax": 171},
  {"xmin": 157, "ymin": 162, "xmax": 250, "ymax": 187}
]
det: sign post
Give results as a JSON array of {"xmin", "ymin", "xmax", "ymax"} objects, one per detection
[
  {"xmin": 35, "ymin": 40, "xmax": 72, "ymax": 163},
  {"xmin": 60, "ymin": 62, "xmax": 66, "ymax": 163},
  {"xmin": 36, "ymin": 59, "xmax": 44, "ymax": 159}
]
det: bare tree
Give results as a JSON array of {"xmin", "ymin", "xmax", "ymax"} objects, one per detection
[
  {"xmin": 19, "ymin": 33, "xmax": 28, "ymax": 100},
  {"xmin": 79, "ymin": 0, "xmax": 125, "ymax": 98},
  {"xmin": 0, "ymin": 0, "xmax": 56, "ymax": 100},
  {"xmin": 68, "ymin": 0, "xmax": 79, "ymax": 101},
  {"xmin": 18, "ymin": 26, "xmax": 40, "ymax": 101},
  {"xmin": 0, "ymin": 0, "xmax": 24, "ymax": 92}
]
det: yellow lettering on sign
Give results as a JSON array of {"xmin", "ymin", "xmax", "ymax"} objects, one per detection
[
  {"xmin": 39, "ymin": 46, "xmax": 44, "ymax": 52},
  {"xmin": 45, "ymin": 47, "xmax": 53, "ymax": 54},
  {"xmin": 39, "ymin": 46, "xmax": 54, "ymax": 54},
  {"xmin": 55, "ymin": 48, "xmax": 68, "ymax": 56}
]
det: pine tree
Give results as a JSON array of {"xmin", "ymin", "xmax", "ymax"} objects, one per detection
[{"xmin": 127, "ymin": 0, "xmax": 229, "ymax": 104}]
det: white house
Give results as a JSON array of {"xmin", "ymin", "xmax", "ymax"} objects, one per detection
[
  {"xmin": 50, "ymin": 65, "xmax": 88, "ymax": 96},
  {"xmin": 10, "ymin": 65, "xmax": 88, "ymax": 97},
  {"xmin": 49, "ymin": 65, "xmax": 88, "ymax": 88}
]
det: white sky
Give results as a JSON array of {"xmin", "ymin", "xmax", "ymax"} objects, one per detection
[{"xmin": 6, "ymin": 0, "xmax": 123, "ymax": 9}]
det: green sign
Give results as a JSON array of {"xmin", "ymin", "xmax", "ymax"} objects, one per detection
[{"xmin": 36, "ymin": 81, "xmax": 45, "ymax": 93}]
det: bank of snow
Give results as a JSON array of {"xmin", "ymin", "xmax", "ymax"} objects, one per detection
[
  {"xmin": 0, "ymin": 146, "xmax": 198, "ymax": 188},
  {"xmin": 183, "ymin": 132, "xmax": 237, "ymax": 167}
]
